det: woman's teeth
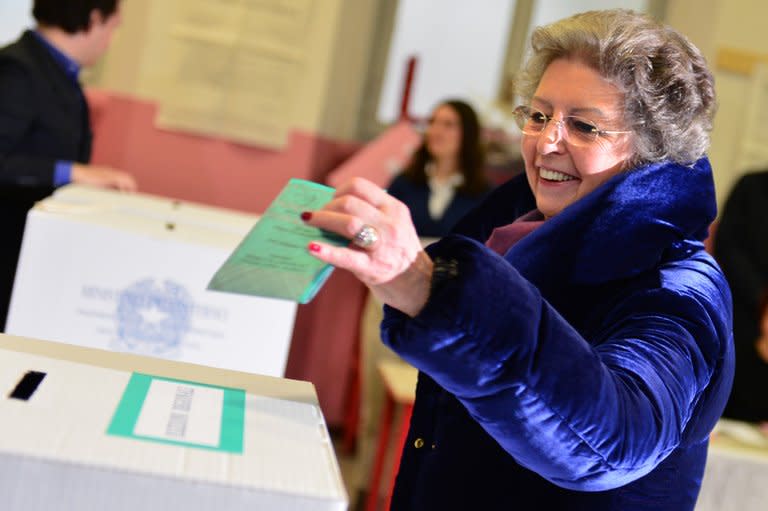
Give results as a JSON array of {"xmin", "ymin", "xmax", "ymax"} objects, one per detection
[{"xmin": 539, "ymin": 168, "xmax": 576, "ymax": 181}]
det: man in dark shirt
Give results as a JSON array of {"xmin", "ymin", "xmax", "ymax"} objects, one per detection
[
  {"xmin": 715, "ymin": 170, "xmax": 768, "ymax": 423},
  {"xmin": 0, "ymin": 0, "xmax": 137, "ymax": 328}
]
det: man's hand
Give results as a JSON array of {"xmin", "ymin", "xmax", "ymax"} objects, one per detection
[{"xmin": 71, "ymin": 163, "xmax": 137, "ymax": 192}]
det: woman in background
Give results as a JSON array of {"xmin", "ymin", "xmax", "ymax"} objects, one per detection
[{"xmin": 387, "ymin": 99, "xmax": 495, "ymax": 238}]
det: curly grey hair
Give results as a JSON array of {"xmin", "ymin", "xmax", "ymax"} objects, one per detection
[{"xmin": 516, "ymin": 9, "xmax": 716, "ymax": 166}]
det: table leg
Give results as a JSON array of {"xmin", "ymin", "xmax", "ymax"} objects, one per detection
[{"xmin": 365, "ymin": 392, "xmax": 395, "ymax": 511}]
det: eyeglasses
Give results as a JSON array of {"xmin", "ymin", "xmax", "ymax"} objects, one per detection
[{"xmin": 512, "ymin": 105, "xmax": 631, "ymax": 147}]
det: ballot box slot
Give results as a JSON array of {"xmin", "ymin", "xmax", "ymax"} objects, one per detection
[{"xmin": 8, "ymin": 370, "xmax": 46, "ymax": 400}]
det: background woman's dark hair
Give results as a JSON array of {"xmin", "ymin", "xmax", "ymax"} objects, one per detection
[
  {"xmin": 33, "ymin": 0, "xmax": 119, "ymax": 34},
  {"xmin": 402, "ymin": 99, "xmax": 488, "ymax": 196}
]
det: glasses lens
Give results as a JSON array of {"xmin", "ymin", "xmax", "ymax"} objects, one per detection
[
  {"xmin": 514, "ymin": 106, "xmax": 613, "ymax": 147},
  {"xmin": 514, "ymin": 107, "xmax": 547, "ymax": 134},
  {"xmin": 565, "ymin": 117, "xmax": 599, "ymax": 144}
]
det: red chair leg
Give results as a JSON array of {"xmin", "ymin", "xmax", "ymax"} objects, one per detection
[{"xmin": 383, "ymin": 404, "xmax": 413, "ymax": 511}]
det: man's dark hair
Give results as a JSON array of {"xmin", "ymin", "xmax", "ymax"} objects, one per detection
[{"xmin": 33, "ymin": 0, "xmax": 119, "ymax": 34}]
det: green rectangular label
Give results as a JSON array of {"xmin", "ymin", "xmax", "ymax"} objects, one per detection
[{"xmin": 107, "ymin": 373, "xmax": 245, "ymax": 453}]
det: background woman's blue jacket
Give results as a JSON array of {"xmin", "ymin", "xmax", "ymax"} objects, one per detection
[
  {"xmin": 382, "ymin": 158, "xmax": 734, "ymax": 510},
  {"xmin": 386, "ymin": 173, "xmax": 491, "ymax": 238}
]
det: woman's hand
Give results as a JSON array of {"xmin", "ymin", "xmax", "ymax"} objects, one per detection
[{"xmin": 302, "ymin": 177, "xmax": 433, "ymax": 317}]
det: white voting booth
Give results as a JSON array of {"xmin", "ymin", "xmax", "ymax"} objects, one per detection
[
  {"xmin": 5, "ymin": 185, "xmax": 296, "ymax": 377},
  {"xmin": 0, "ymin": 334, "xmax": 347, "ymax": 510}
]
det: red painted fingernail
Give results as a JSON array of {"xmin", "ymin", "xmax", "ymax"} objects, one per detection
[
  {"xmin": 300, "ymin": 211, "xmax": 312, "ymax": 221},
  {"xmin": 308, "ymin": 242, "xmax": 321, "ymax": 253}
]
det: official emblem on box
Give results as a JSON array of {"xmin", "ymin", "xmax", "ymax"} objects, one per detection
[{"xmin": 116, "ymin": 279, "xmax": 192, "ymax": 355}]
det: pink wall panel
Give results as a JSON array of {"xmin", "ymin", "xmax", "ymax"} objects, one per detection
[{"xmin": 87, "ymin": 89, "xmax": 361, "ymax": 213}]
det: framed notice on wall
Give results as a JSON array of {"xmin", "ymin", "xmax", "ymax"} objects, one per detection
[{"xmin": 155, "ymin": 0, "xmax": 314, "ymax": 149}]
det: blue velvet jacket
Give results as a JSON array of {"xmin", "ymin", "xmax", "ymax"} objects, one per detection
[{"xmin": 381, "ymin": 158, "xmax": 734, "ymax": 510}]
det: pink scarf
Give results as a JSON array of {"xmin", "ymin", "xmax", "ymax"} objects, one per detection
[{"xmin": 485, "ymin": 210, "xmax": 545, "ymax": 255}]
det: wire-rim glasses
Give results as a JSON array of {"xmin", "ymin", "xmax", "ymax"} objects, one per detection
[{"xmin": 512, "ymin": 105, "xmax": 631, "ymax": 147}]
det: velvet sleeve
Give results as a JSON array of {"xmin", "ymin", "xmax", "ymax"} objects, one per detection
[{"xmin": 381, "ymin": 235, "xmax": 728, "ymax": 491}]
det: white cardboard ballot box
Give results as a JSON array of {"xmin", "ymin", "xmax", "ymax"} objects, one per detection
[
  {"xmin": 0, "ymin": 334, "xmax": 347, "ymax": 511},
  {"xmin": 6, "ymin": 185, "xmax": 296, "ymax": 377}
]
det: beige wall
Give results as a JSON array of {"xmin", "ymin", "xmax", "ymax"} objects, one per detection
[
  {"xmin": 667, "ymin": 0, "xmax": 768, "ymax": 208},
  {"xmin": 315, "ymin": 0, "xmax": 381, "ymax": 140},
  {"xmin": 90, "ymin": 0, "xmax": 379, "ymax": 141},
  {"xmin": 91, "ymin": 0, "xmax": 767, "ymax": 209}
]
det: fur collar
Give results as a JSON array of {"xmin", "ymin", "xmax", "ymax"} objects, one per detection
[{"xmin": 506, "ymin": 158, "xmax": 716, "ymax": 290}]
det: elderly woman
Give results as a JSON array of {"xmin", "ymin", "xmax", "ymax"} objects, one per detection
[{"xmin": 304, "ymin": 9, "xmax": 733, "ymax": 510}]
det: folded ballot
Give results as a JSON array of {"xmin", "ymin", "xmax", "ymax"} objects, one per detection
[{"xmin": 208, "ymin": 179, "xmax": 346, "ymax": 303}]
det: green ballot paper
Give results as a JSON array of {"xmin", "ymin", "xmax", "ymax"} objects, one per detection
[{"xmin": 207, "ymin": 179, "xmax": 347, "ymax": 303}]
